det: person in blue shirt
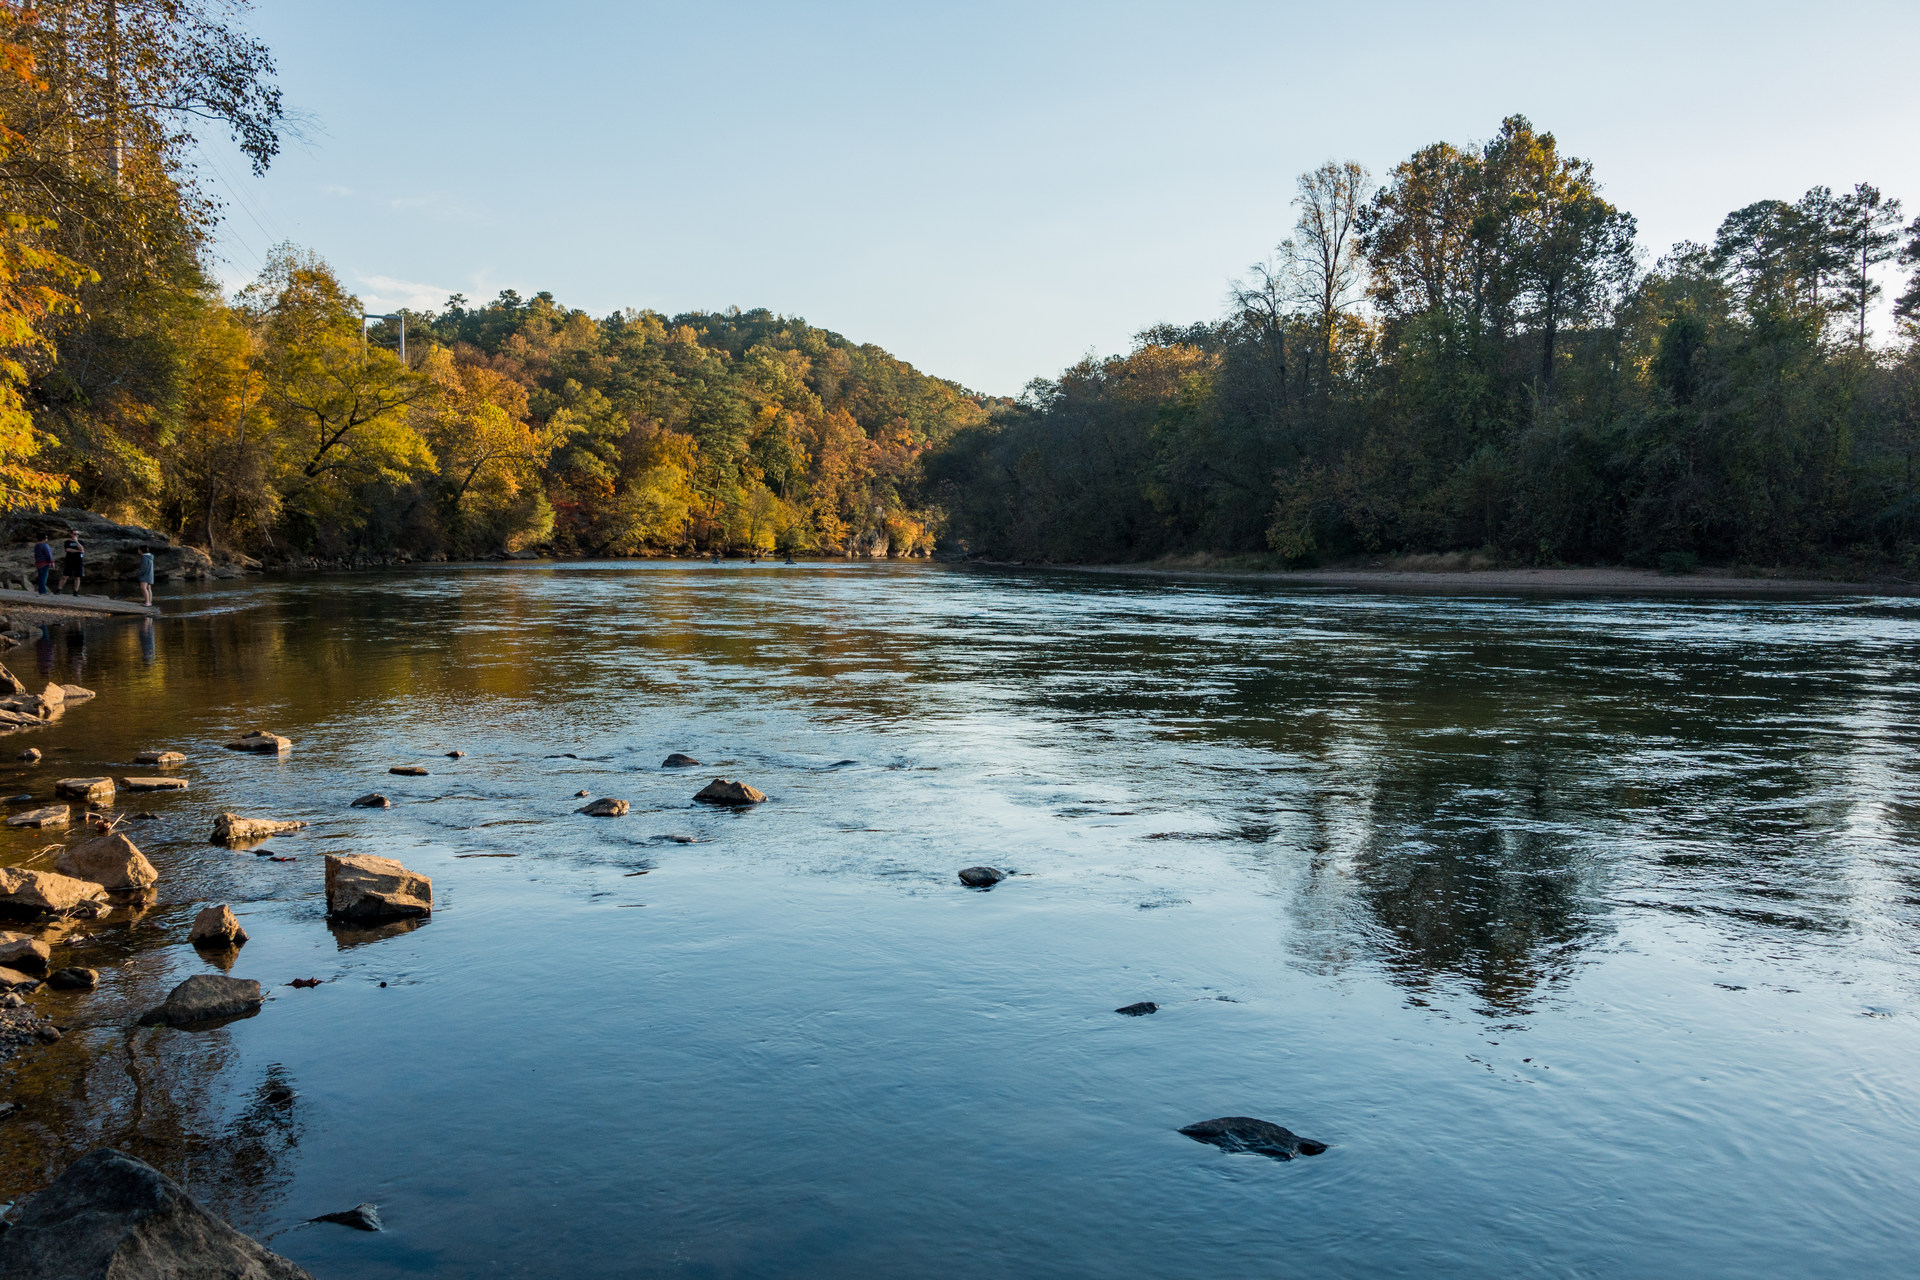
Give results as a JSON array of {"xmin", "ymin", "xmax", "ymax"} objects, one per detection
[
  {"xmin": 136, "ymin": 546, "xmax": 155, "ymax": 606},
  {"xmin": 30, "ymin": 537, "xmax": 53, "ymax": 594}
]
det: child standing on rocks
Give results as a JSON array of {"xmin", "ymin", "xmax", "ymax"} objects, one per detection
[{"xmin": 136, "ymin": 546, "xmax": 155, "ymax": 606}]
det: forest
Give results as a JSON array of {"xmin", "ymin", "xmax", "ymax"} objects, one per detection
[{"xmin": 2, "ymin": 2, "xmax": 1918, "ymax": 572}]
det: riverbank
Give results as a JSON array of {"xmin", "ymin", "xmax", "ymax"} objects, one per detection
[{"xmin": 1052, "ymin": 561, "xmax": 1920, "ymax": 597}]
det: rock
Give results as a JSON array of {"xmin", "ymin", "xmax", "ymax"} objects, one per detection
[
  {"xmin": 958, "ymin": 865, "xmax": 1007, "ymax": 888},
  {"xmin": 0, "ymin": 1147, "xmax": 312, "ymax": 1280},
  {"xmin": 47, "ymin": 967, "xmax": 96, "ymax": 991},
  {"xmin": 1178, "ymin": 1116, "xmax": 1328, "ymax": 1161},
  {"xmin": 59, "ymin": 685, "xmax": 94, "ymax": 702},
  {"xmin": 0, "ymin": 932, "xmax": 51, "ymax": 976},
  {"xmin": 133, "ymin": 749, "xmax": 185, "ymax": 766},
  {"xmin": 53, "ymin": 777, "xmax": 114, "ymax": 803},
  {"xmin": 693, "ymin": 778, "xmax": 767, "ymax": 805},
  {"xmin": 189, "ymin": 904, "xmax": 248, "ymax": 949},
  {"xmin": 118, "ymin": 776, "xmax": 189, "ymax": 792},
  {"xmin": 6, "ymin": 803, "xmax": 68, "ymax": 829},
  {"xmin": 388, "ymin": 765, "xmax": 428, "ymax": 776},
  {"xmin": 210, "ymin": 813, "xmax": 306, "ymax": 846},
  {"xmin": 0, "ymin": 661, "xmax": 23, "ymax": 695},
  {"xmin": 0, "ymin": 966, "xmax": 40, "ymax": 990},
  {"xmin": 225, "ymin": 730, "xmax": 291, "ymax": 754},
  {"xmin": 0, "ymin": 867, "xmax": 106, "ymax": 916},
  {"xmin": 130, "ymin": 811, "xmax": 158, "ymax": 822},
  {"xmin": 1115, "ymin": 1001, "xmax": 1159, "ymax": 1016},
  {"xmin": 55, "ymin": 832, "xmax": 160, "ymax": 890},
  {"xmin": 287, "ymin": 977, "xmax": 322, "ymax": 988},
  {"xmin": 324, "ymin": 853, "xmax": 432, "ymax": 922},
  {"xmin": 1, "ymin": 507, "xmax": 217, "ymax": 584},
  {"xmin": 350, "ymin": 792, "xmax": 392, "ymax": 808},
  {"xmin": 445, "ymin": 749, "xmax": 466, "ymax": 758},
  {"xmin": 576, "ymin": 797, "xmax": 629, "ymax": 816},
  {"xmin": 309, "ymin": 1202, "xmax": 382, "ymax": 1232},
  {"xmin": 662, "ymin": 752, "xmax": 700, "ymax": 767},
  {"xmin": 38, "ymin": 682, "xmax": 64, "ymax": 707},
  {"xmin": 574, "ymin": 789, "xmax": 590, "ymax": 798},
  {"xmin": 35, "ymin": 1024, "xmax": 59, "ymax": 1042},
  {"xmin": 137, "ymin": 974, "xmax": 263, "ymax": 1027},
  {"xmin": 15, "ymin": 747, "xmax": 38, "ymax": 763}
]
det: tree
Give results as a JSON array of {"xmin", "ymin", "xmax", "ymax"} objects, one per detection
[
  {"xmin": 1283, "ymin": 159, "xmax": 1372, "ymax": 382},
  {"xmin": 1832, "ymin": 182, "xmax": 1903, "ymax": 346}
]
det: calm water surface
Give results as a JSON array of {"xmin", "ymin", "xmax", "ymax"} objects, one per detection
[{"xmin": 2, "ymin": 563, "xmax": 1918, "ymax": 1278}]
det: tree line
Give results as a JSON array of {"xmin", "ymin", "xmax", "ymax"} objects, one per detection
[
  {"xmin": 0, "ymin": 1, "xmax": 988, "ymax": 561},
  {"xmin": 931, "ymin": 117, "xmax": 1920, "ymax": 573}
]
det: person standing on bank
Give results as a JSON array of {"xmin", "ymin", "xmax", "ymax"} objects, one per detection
[
  {"xmin": 30, "ymin": 535, "xmax": 53, "ymax": 594},
  {"xmin": 136, "ymin": 545, "xmax": 155, "ymax": 606},
  {"xmin": 57, "ymin": 530, "xmax": 83, "ymax": 596}
]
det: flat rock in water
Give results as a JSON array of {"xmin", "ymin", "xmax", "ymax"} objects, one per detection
[
  {"xmin": 0, "ymin": 966, "xmax": 40, "ymax": 991},
  {"xmin": 138, "ymin": 974, "xmax": 263, "ymax": 1027},
  {"xmin": 133, "ymin": 749, "xmax": 185, "ymax": 766},
  {"xmin": 389, "ymin": 765, "xmax": 429, "ymax": 776},
  {"xmin": 350, "ymin": 792, "xmax": 392, "ymax": 808},
  {"xmin": 53, "ymin": 777, "xmax": 113, "ymax": 803},
  {"xmin": 1178, "ymin": 1116, "xmax": 1328, "ymax": 1161},
  {"xmin": 15, "ymin": 747, "xmax": 39, "ymax": 763},
  {"xmin": 1116, "ymin": 1001, "xmax": 1159, "ymax": 1016},
  {"xmin": 662, "ymin": 753, "xmax": 700, "ymax": 767},
  {"xmin": 60, "ymin": 684, "xmax": 94, "ymax": 702},
  {"xmin": 694, "ymin": 778, "xmax": 767, "ymax": 805},
  {"xmin": 445, "ymin": 749, "xmax": 465, "ymax": 758},
  {"xmin": 189, "ymin": 904, "xmax": 248, "ymax": 949},
  {"xmin": 0, "ymin": 931, "xmax": 50, "ymax": 976},
  {"xmin": 225, "ymin": 730, "xmax": 292, "ymax": 754},
  {"xmin": 0, "ymin": 1147, "xmax": 313, "ymax": 1280},
  {"xmin": 576, "ymin": 797, "xmax": 629, "ymax": 817},
  {"xmin": 309, "ymin": 1203, "xmax": 383, "ymax": 1232},
  {"xmin": 0, "ymin": 867, "xmax": 106, "ymax": 916},
  {"xmin": 958, "ymin": 865, "xmax": 1007, "ymax": 888},
  {"xmin": 211, "ymin": 813, "xmax": 307, "ymax": 846},
  {"xmin": 55, "ymin": 832, "xmax": 159, "ymax": 890},
  {"xmin": 324, "ymin": 853, "xmax": 432, "ymax": 922},
  {"xmin": 5, "ymin": 803, "xmax": 67, "ymax": 829},
  {"xmin": 47, "ymin": 966, "xmax": 96, "ymax": 991},
  {"xmin": 118, "ymin": 775, "xmax": 189, "ymax": 792}
]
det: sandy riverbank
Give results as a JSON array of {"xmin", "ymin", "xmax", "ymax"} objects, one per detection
[{"xmin": 1056, "ymin": 563, "xmax": 1920, "ymax": 597}]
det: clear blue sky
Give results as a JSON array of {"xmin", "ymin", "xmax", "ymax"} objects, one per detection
[{"xmin": 199, "ymin": 0, "xmax": 1920, "ymax": 395}]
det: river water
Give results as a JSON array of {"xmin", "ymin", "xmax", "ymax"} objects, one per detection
[{"xmin": 1, "ymin": 563, "xmax": 1917, "ymax": 1277}]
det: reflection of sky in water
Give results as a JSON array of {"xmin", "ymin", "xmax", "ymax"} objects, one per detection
[{"xmin": 1, "ymin": 564, "xmax": 1917, "ymax": 1277}]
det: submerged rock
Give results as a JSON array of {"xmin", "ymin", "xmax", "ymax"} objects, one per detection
[
  {"xmin": 576, "ymin": 797, "xmax": 629, "ymax": 817},
  {"xmin": 225, "ymin": 730, "xmax": 291, "ymax": 754},
  {"xmin": 1178, "ymin": 1116, "xmax": 1328, "ymax": 1161},
  {"xmin": 957, "ymin": 865, "xmax": 1007, "ymax": 888},
  {"xmin": 0, "ymin": 1147, "xmax": 313, "ymax": 1280},
  {"xmin": 133, "ymin": 749, "xmax": 186, "ymax": 766},
  {"xmin": 324, "ymin": 853, "xmax": 432, "ymax": 922},
  {"xmin": 137, "ymin": 974, "xmax": 263, "ymax": 1027},
  {"xmin": 55, "ymin": 832, "xmax": 159, "ymax": 891},
  {"xmin": 53, "ymin": 777, "xmax": 114, "ymax": 804},
  {"xmin": 662, "ymin": 752, "xmax": 700, "ymax": 767},
  {"xmin": 118, "ymin": 775, "xmax": 189, "ymax": 792},
  {"xmin": 445, "ymin": 749, "xmax": 466, "ymax": 759},
  {"xmin": 388, "ymin": 765, "xmax": 429, "ymax": 776},
  {"xmin": 189, "ymin": 904, "xmax": 248, "ymax": 949},
  {"xmin": 694, "ymin": 778, "xmax": 767, "ymax": 805},
  {"xmin": 309, "ymin": 1202, "xmax": 383, "ymax": 1232},
  {"xmin": 5, "ymin": 803, "xmax": 67, "ymax": 829},
  {"xmin": 350, "ymin": 792, "xmax": 392, "ymax": 808},
  {"xmin": 47, "ymin": 966, "xmax": 96, "ymax": 991},
  {"xmin": 0, "ymin": 867, "xmax": 106, "ymax": 916},
  {"xmin": 210, "ymin": 813, "xmax": 307, "ymax": 846},
  {"xmin": 0, "ymin": 931, "xmax": 51, "ymax": 977},
  {"xmin": 1115, "ymin": 1001, "xmax": 1159, "ymax": 1016},
  {"xmin": 15, "ymin": 747, "xmax": 38, "ymax": 763}
]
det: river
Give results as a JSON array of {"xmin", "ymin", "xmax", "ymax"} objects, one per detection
[{"xmin": 1, "ymin": 562, "xmax": 1917, "ymax": 1277}]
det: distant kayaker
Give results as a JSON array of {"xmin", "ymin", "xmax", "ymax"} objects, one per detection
[
  {"xmin": 30, "ymin": 535, "xmax": 53, "ymax": 594},
  {"xmin": 57, "ymin": 531, "xmax": 84, "ymax": 597}
]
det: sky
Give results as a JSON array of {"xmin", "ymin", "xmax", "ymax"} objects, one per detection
[{"xmin": 197, "ymin": 0, "xmax": 1920, "ymax": 396}]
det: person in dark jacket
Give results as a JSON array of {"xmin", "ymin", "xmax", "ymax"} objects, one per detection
[
  {"xmin": 57, "ymin": 531, "xmax": 83, "ymax": 596},
  {"xmin": 135, "ymin": 546, "xmax": 156, "ymax": 605},
  {"xmin": 30, "ymin": 537, "xmax": 53, "ymax": 594}
]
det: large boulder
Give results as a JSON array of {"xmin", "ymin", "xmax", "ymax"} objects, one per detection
[
  {"xmin": 693, "ymin": 778, "xmax": 767, "ymax": 805},
  {"xmin": 137, "ymin": 974, "xmax": 263, "ymax": 1027},
  {"xmin": 0, "ymin": 508, "xmax": 215, "ymax": 584},
  {"xmin": 210, "ymin": 813, "xmax": 306, "ymax": 846},
  {"xmin": 55, "ymin": 832, "xmax": 159, "ymax": 891},
  {"xmin": 0, "ymin": 1148, "xmax": 312, "ymax": 1279},
  {"xmin": 0, "ymin": 867, "xmax": 106, "ymax": 917},
  {"xmin": 325, "ymin": 853, "xmax": 432, "ymax": 922},
  {"xmin": 189, "ymin": 904, "xmax": 247, "ymax": 949},
  {"xmin": 0, "ymin": 931, "xmax": 51, "ymax": 976}
]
